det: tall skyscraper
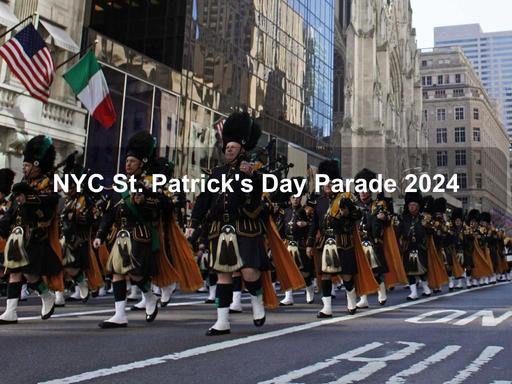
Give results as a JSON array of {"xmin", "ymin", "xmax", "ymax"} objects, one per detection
[{"xmin": 435, "ymin": 24, "xmax": 512, "ymax": 138}]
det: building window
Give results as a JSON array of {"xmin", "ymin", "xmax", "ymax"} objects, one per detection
[
  {"xmin": 475, "ymin": 150, "xmax": 481, "ymax": 165},
  {"xmin": 437, "ymin": 151, "xmax": 448, "ymax": 167},
  {"xmin": 437, "ymin": 128, "xmax": 447, "ymax": 144},
  {"xmin": 455, "ymin": 107, "xmax": 465, "ymax": 120},
  {"xmin": 435, "ymin": 89, "xmax": 446, "ymax": 98},
  {"xmin": 422, "ymin": 60, "xmax": 428, "ymax": 67},
  {"xmin": 426, "ymin": 76, "xmax": 432, "ymax": 85},
  {"xmin": 437, "ymin": 108, "xmax": 446, "ymax": 121},
  {"xmin": 422, "ymin": 76, "xmax": 426, "ymax": 86},
  {"xmin": 455, "ymin": 127, "xmax": 466, "ymax": 143},
  {"xmin": 437, "ymin": 75, "xmax": 443, "ymax": 85},
  {"xmin": 445, "ymin": 74, "xmax": 450, "ymax": 84},
  {"xmin": 453, "ymin": 88, "xmax": 464, "ymax": 97},
  {"xmin": 455, "ymin": 150, "xmax": 467, "ymax": 166},
  {"xmin": 473, "ymin": 108, "xmax": 479, "ymax": 119},
  {"xmin": 475, "ymin": 173, "xmax": 482, "ymax": 189},
  {"xmin": 455, "ymin": 74, "xmax": 461, "ymax": 83},
  {"xmin": 457, "ymin": 173, "xmax": 467, "ymax": 189},
  {"xmin": 459, "ymin": 196, "xmax": 468, "ymax": 209},
  {"xmin": 423, "ymin": 110, "xmax": 428, "ymax": 121},
  {"xmin": 473, "ymin": 127, "xmax": 481, "ymax": 142},
  {"xmin": 422, "ymin": 91, "xmax": 429, "ymax": 99}
]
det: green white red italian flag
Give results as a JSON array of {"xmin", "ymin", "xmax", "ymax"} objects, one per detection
[{"xmin": 63, "ymin": 51, "xmax": 116, "ymax": 129}]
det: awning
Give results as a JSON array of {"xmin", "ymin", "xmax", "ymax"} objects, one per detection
[
  {"xmin": 40, "ymin": 19, "xmax": 79, "ymax": 53},
  {"xmin": 0, "ymin": 2, "xmax": 19, "ymax": 28}
]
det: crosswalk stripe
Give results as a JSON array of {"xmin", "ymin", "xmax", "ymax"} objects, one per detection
[
  {"xmin": 386, "ymin": 346, "xmax": 461, "ymax": 384},
  {"xmin": 443, "ymin": 346, "xmax": 504, "ymax": 384}
]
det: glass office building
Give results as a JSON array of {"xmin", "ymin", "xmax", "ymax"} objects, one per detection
[{"xmin": 85, "ymin": 0, "xmax": 334, "ymax": 181}]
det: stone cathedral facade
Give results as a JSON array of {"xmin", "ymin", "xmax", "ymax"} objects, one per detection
[{"xmin": 336, "ymin": 0, "xmax": 427, "ymax": 187}]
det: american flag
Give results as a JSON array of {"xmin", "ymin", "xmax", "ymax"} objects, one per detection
[
  {"xmin": 0, "ymin": 24, "xmax": 54, "ymax": 103},
  {"xmin": 213, "ymin": 118, "xmax": 225, "ymax": 137}
]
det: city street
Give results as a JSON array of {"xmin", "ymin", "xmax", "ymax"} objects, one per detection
[{"xmin": 1, "ymin": 282, "xmax": 510, "ymax": 384}]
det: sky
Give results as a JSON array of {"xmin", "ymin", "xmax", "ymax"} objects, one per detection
[{"xmin": 410, "ymin": 0, "xmax": 512, "ymax": 49}]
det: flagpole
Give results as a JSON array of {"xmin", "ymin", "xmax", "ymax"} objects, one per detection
[
  {"xmin": 55, "ymin": 40, "xmax": 98, "ymax": 71},
  {"xmin": 0, "ymin": 12, "xmax": 38, "ymax": 39}
]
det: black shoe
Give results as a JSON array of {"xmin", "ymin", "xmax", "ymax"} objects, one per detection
[
  {"xmin": 449, "ymin": 287, "xmax": 454, "ymax": 292},
  {"xmin": 54, "ymin": 303, "xmax": 65, "ymax": 308},
  {"xmin": 65, "ymin": 296, "xmax": 81, "ymax": 302},
  {"xmin": 130, "ymin": 305, "xmax": 145, "ymax": 311},
  {"xmin": 331, "ymin": 295, "xmax": 336, "ymax": 299},
  {"xmin": 82, "ymin": 293, "xmax": 90, "ymax": 304},
  {"xmin": 99, "ymin": 321, "xmax": 127, "ymax": 329},
  {"xmin": 422, "ymin": 293, "xmax": 432, "ymax": 297},
  {"xmin": 347, "ymin": 307, "xmax": 357, "ymax": 315},
  {"xmin": 379, "ymin": 300, "xmax": 387, "ymax": 306},
  {"xmin": 160, "ymin": 300, "xmax": 170, "ymax": 308},
  {"xmin": 317, "ymin": 311, "xmax": 332, "ymax": 318},
  {"xmin": 307, "ymin": 300, "xmax": 314, "ymax": 304},
  {"xmin": 41, "ymin": 304, "xmax": 55, "ymax": 320},
  {"xmin": 279, "ymin": 302, "xmax": 293, "ymax": 307},
  {"xmin": 0, "ymin": 319, "xmax": 18, "ymax": 325},
  {"xmin": 146, "ymin": 305, "xmax": 158, "ymax": 323},
  {"xmin": 204, "ymin": 299, "xmax": 215, "ymax": 304},
  {"xmin": 206, "ymin": 328, "xmax": 231, "ymax": 336},
  {"xmin": 229, "ymin": 309, "xmax": 242, "ymax": 314},
  {"xmin": 407, "ymin": 296, "xmax": 418, "ymax": 301},
  {"xmin": 126, "ymin": 297, "xmax": 139, "ymax": 302},
  {"xmin": 253, "ymin": 316, "xmax": 266, "ymax": 327},
  {"xmin": 433, "ymin": 289, "xmax": 442, "ymax": 294}
]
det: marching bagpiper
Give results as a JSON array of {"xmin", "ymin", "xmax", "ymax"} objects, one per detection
[
  {"xmin": 93, "ymin": 131, "xmax": 161, "ymax": 328},
  {"xmin": 0, "ymin": 136, "xmax": 62, "ymax": 324},
  {"xmin": 480, "ymin": 212, "xmax": 498, "ymax": 284},
  {"xmin": 186, "ymin": 112, "xmax": 270, "ymax": 336},
  {"xmin": 307, "ymin": 160, "xmax": 361, "ymax": 317},
  {"xmin": 353, "ymin": 168, "xmax": 389, "ymax": 309},
  {"xmin": 278, "ymin": 178, "xmax": 315, "ymax": 306},
  {"xmin": 445, "ymin": 208, "xmax": 466, "ymax": 290},
  {"xmin": 397, "ymin": 191, "xmax": 431, "ymax": 300},
  {"xmin": 60, "ymin": 153, "xmax": 105, "ymax": 303},
  {"xmin": 0, "ymin": 168, "xmax": 15, "ymax": 279},
  {"xmin": 464, "ymin": 209, "xmax": 479, "ymax": 287}
]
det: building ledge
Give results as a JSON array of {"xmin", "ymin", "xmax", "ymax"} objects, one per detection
[{"xmin": 0, "ymin": 82, "xmax": 88, "ymax": 147}]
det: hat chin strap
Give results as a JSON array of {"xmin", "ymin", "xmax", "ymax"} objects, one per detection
[{"xmin": 25, "ymin": 164, "xmax": 39, "ymax": 181}]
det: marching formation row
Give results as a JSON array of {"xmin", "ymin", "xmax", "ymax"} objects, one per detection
[{"xmin": 0, "ymin": 112, "xmax": 510, "ymax": 336}]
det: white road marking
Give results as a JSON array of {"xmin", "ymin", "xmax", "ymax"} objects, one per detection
[
  {"xmin": 405, "ymin": 309, "xmax": 466, "ymax": 324},
  {"xmin": 443, "ymin": 346, "xmax": 504, "ymax": 384},
  {"xmin": 453, "ymin": 310, "xmax": 512, "ymax": 327},
  {"xmin": 327, "ymin": 342, "xmax": 425, "ymax": 384},
  {"xmin": 328, "ymin": 362, "xmax": 387, "ymax": 384},
  {"xmin": 258, "ymin": 342, "xmax": 384, "ymax": 384},
  {"xmin": 17, "ymin": 301, "xmax": 205, "ymax": 321},
  {"xmin": 386, "ymin": 345, "xmax": 461, "ymax": 384},
  {"xmin": 38, "ymin": 282, "xmax": 509, "ymax": 384}
]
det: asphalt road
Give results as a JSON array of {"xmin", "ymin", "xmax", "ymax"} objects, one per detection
[{"xmin": 0, "ymin": 281, "xmax": 511, "ymax": 384}]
